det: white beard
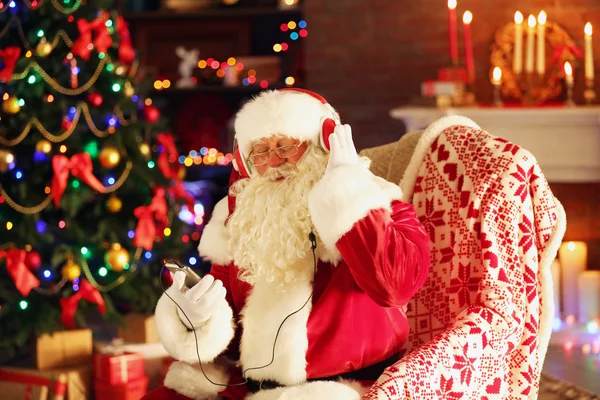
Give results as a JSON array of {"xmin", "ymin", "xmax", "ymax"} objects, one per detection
[{"xmin": 226, "ymin": 146, "xmax": 328, "ymax": 288}]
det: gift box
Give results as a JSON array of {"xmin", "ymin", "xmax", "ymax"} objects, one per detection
[
  {"xmin": 94, "ymin": 350, "xmax": 145, "ymax": 385},
  {"xmin": 95, "ymin": 375, "xmax": 149, "ymax": 400},
  {"xmin": 117, "ymin": 314, "xmax": 159, "ymax": 344},
  {"xmin": 0, "ymin": 364, "xmax": 92, "ymax": 400},
  {"xmin": 36, "ymin": 329, "xmax": 93, "ymax": 370}
]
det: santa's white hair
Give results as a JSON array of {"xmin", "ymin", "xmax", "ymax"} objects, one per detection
[{"xmin": 226, "ymin": 145, "xmax": 328, "ymax": 288}]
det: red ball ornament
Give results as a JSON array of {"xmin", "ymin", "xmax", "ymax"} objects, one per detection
[
  {"xmin": 62, "ymin": 119, "xmax": 72, "ymax": 130},
  {"xmin": 143, "ymin": 105, "xmax": 160, "ymax": 123},
  {"xmin": 25, "ymin": 251, "xmax": 42, "ymax": 270},
  {"xmin": 88, "ymin": 92, "xmax": 103, "ymax": 107}
]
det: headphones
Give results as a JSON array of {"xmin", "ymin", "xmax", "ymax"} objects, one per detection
[{"xmin": 232, "ymin": 88, "xmax": 340, "ymax": 179}]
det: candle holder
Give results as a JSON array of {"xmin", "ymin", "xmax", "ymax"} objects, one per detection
[
  {"xmin": 584, "ymin": 78, "xmax": 597, "ymax": 105},
  {"xmin": 565, "ymin": 79, "xmax": 576, "ymax": 107}
]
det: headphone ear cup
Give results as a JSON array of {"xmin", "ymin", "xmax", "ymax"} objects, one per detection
[
  {"xmin": 320, "ymin": 117, "xmax": 337, "ymax": 152},
  {"xmin": 233, "ymin": 146, "xmax": 251, "ymax": 178}
]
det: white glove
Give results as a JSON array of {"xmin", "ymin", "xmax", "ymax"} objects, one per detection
[
  {"xmin": 326, "ymin": 124, "xmax": 359, "ymax": 172},
  {"xmin": 170, "ymin": 271, "xmax": 227, "ymax": 329}
]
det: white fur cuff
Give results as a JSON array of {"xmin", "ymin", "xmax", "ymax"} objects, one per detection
[
  {"xmin": 154, "ymin": 287, "xmax": 235, "ymax": 364},
  {"xmin": 164, "ymin": 361, "xmax": 229, "ymax": 400},
  {"xmin": 308, "ymin": 164, "xmax": 396, "ymax": 249},
  {"xmin": 246, "ymin": 380, "xmax": 367, "ymax": 400},
  {"xmin": 198, "ymin": 197, "xmax": 232, "ymax": 265}
]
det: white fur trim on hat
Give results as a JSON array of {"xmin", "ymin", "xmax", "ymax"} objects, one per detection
[{"xmin": 234, "ymin": 90, "xmax": 338, "ymax": 157}]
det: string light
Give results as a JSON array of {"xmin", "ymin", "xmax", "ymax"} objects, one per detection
[
  {"xmin": 25, "ymin": 50, "xmax": 32, "ymax": 58},
  {"xmin": 98, "ymin": 267, "xmax": 108, "ymax": 277},
  {"xmin": 37, "ymin": 30, "xmax": 44, "ymax": 37},
  {"xmin": 15, "ymin": 170, "xmax": 23, "ymax": 179},
  {"xmin": 81, "ymin": 247, "xmax": 88, "ymax": 256},
  {"xmin": 189, "ymin": 257, "xmax": 197, "ymax": 266},
  {"xmin": 18, "ymin": 99, "xmax": 25, "ymax": 106},
  {"xmin": 72, "ymin": 179, "xmax": 80, "ymax": 188},
  {"xmin": 27, "ymin": 75, "xmax": 36, "ymax": 84},
  {"xmin": 59, "ymin": 145, "xmax": 67, "ymax": 153},
  {"xmin": 285, "ymin": 76, "xmax": 295, "ymax": 86},
  {"xmin": 144, "ymin": 251, "xmax": 152, "ymax": 260},
  {"xmin": 273, "ymin": 44, "xmax": 282, "ymax": 52},
  {"xmin": 43, "ymin": 270, "xmax": 52, "ymax": 279},
  {"xmin": 112, "ymin": 83, "xmax": 121, "ymax": 92},
  {"xmin": 2, "ymin": 93, "xmax": 8, "ymax": 100},
  {"xmin": 58, "ymin": 220, "xmax": 66, "ymax": 228},
  {"xmin": 19, "ymin": 300, "xmax": 27, "ymax": 310},
  {"xmin": 153, "ymin": 80, "xmax": 162, "ymax": 90},
  {"xmin": 6, "ymin": 222, "xmax": 13, "ymax": 230},
  {"xmin": 147, "ymin": 161, "xmax": 155, "ymax": 168},
  {"xmin": 260, "ymin": 80, "xmax": 268, "ymax": 89},
  {"xmin": 299, "ymin": 20, "xmax": 307, "ymax": 28},
  {"xmin": 127, "ymin": 230, "xmax": 134, "ymax": 239},
  {"xmin": 47, "ymin": 94, "xmax": 54, "ymax": 102},
  {"xmin": 164, "ymin": 227, "xmax": 171, "ymax": 236},
  {"xmin": 288, "ymin": 21, "xmax": 297, "ymax": 29},
  {"xmin": 290, "ymin": 32, "xmax": 299, "ymax": 40},
  {"xmin": 198, "ymin": 60, "xmax": 207, "ymax": 69}
]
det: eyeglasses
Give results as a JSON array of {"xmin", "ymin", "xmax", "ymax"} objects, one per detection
[{"xmin": 248, "ymin": 144, "xmax": 301, "ymax": 166}]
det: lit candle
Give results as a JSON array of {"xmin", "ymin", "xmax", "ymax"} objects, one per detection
[
  {"xmin": 463, "ymin": 11, "xmax": 474, "ymax": 84},
  {"xmin": 550, "ymin": 259, "xmax": 561, "ymax": 319},
  {"xmin": 585, "ymin": 22, "xmax": 594, "ymax": 80},
  {"xmin": 564, "ymin": 61, "xmax": 574, "ymax": 85},
  {"xmin": 492, "ymin": 66, "xmax": 502, "ymax": 85},
  {"xmin": 537, "ymin": 11, "xmax": 547, "ymax": 76},
  {"xmin": 448, "ymin": 0, "xmax": 459, "ymax": 66},
  {"xmin": 526, "ymin": 15, "xmax": 536, "ymax": 74},
  {"xmin": 578, "ymin": 271, "xmax": 600, "ymax": 322},
  {"xmin": 514, "ymin": 11, "xmax": 524, "ymax": 74},
  {"xmin": 558, "ymin": 241, "xmax": 588, "ymax": 320}
]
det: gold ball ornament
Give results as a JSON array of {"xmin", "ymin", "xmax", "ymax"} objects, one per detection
[
  {"xmin": 36, "ymin": 41, "xmax": 52, "ymax": 57},
  {"xmin": 2, "ymin": 96, "xmax": 21, "ymax": 114},
  {"xmin": 106, "ymin": 196, "xmax": 122, "ymax": 213},
  {"xmin": 61, "ymin": 259, "xmax": 81, "ymax": 281},
  {"xmin": 35, "ymin": 139, "xmax": 52, "ymax": 154},
  {"xmin": 105, "ymin": 243, "xmax": 130, "ymax": 272},
  {"xmin": 123, "ymin": 82, "xmax": 135, "ymax": 98},
  {"xmin": 177, "ymin": 166, "xmax": 186, "ymax": 181},
  {"xmin": 99, "ymin": 146, "xmax": 121, "ymax": 168},
  {"xmin": 0, "ymin": 150, "xmax": 14, "ymax": 172},
  {"xmin": 139, "ymin": 143, "xmax": 150, "ymax": 157}
]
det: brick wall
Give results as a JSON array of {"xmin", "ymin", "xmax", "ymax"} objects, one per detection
[{"xmin": 304, "ymin": 0, "xmax": 600, "ymax": 150}]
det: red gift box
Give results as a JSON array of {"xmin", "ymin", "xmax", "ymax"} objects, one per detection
[
  {"xmin": 94, "ymin": 351, "xmax": 145, "ymax": 385},
  {"xmin": 94, "ymin": 375, "xmax": 149, "ymax": 400}
]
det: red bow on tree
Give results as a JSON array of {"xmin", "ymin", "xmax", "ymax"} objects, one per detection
[
  {"xmin": 552, "ymin": 44, "xmax": 583, "ymax": 63},
  {"xmin": 133, "ymin": 188, "xmax": 168, "ymax": 250},
  {"xmin": 0, "ymin": 249, "xmax": 40, "ymax": 297},
  {"xmin": 169, "ymin": 181, "xmax": 195, "ymax": 215},
  {"xmin": 0, "ymin": 47, "xmax": 21, "ymax": 82},
  {"xmin": 51, "ymin": 153, "xmax": 105, "ymax": 207},
  {"xmin": 60, "ymin": 280, "xmax": 106, "ymax": 329},
  {"xmin": 71, "ymin": 16, "xmax": 113, "ymax": 60},
  {"xmin": 116, "ymin": 16, "xmax": 135, "ymax": 64},
  {"xmin": 156, "ymin": 133, "xmax": 182, "ymax": 180}
]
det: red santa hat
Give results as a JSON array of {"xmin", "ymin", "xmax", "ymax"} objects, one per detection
[{"xmin": 233, "ymin": 89, "xmax": 340, "ymax": 158}]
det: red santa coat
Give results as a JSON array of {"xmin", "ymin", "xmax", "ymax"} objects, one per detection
[{"xmin": 150, "ymin": 164, "xmax": 430, "ymax": 399}]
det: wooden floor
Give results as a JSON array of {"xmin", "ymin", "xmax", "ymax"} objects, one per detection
[{"xmin": 541, "ymin": 345, "xmax": 600, "ymax": 396}]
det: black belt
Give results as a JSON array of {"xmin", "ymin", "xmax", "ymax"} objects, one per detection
[{"xmin": 245, "ymin": 354, "xmax": 399, "ymax": 393}]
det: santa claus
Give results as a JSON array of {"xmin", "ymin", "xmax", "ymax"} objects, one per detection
[{"xmin": 143, "ymin": 89, "xmax": 431, "ymax": 400}]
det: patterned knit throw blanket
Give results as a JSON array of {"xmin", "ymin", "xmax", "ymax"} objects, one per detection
[{"xmin": 363, "ymin": 120, "xmax": 566, "ymax": 399}]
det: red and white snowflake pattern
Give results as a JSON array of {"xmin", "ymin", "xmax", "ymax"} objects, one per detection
[{"xmin": 363, "ymin": 125, "xmax": 562, "ymax": 399}]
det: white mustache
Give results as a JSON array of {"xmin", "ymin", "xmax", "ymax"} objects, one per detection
[{"xmin": 263, "ymin": 163, "xmax": 299, "ymax": 181}]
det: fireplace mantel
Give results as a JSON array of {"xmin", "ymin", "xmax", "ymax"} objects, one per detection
[{"xmin": 390, "ymin": 106, "xmax": 600, "ymax": 183}]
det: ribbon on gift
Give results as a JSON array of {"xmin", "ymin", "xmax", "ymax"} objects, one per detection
[
  {"xmin": 156, "ymin": 133, "xmax": 182, "ymax": 180},
  {"xmin": 169, "ymin": 181, "xmax": 195, "ymax": 215},
  {"xmin": 0, "ymin": 47, "xmax": 21, "ymax": 82},
  {"xmin": 71, "ymin": 15, "xmax": 113, "ymax": 60},
  {"xmin": 133, "ymin": 188, "xmax": 168, "ymax": 251},
  {"xmin": 51, "ymin": 153, "xmax": 105, "ymax": 207},
  {"xmin": 0, "ymin": 370, "xmax": 67, "ymax": 399},
  {"xmin": 552, "ymin": 44, "xmax": 583, "ymax": 63},
  {"xmin": 60, "ymin": 280, "xmax": 106, "ymax": 329},
  {"xmin": 116, "ymin": 16, "xmax": 135, "ymax": 64},
  {"xmin": 0, "ymin": 249, "xmax": 40, "ymax": 297}
]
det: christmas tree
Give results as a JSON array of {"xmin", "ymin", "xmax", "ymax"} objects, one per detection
[{"xmin": 0, "ymin": 0, "xmax": 196, "ymax": 358}]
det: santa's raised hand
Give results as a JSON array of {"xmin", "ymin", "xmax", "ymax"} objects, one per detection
[{"xmin": 326, "ymin": 124, "xmax": 359, "ymax": 172}]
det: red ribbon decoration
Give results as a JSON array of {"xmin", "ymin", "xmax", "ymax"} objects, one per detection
[
  {"xmin": 60, "ymin": 280, "xmax": 106, "ymax": 329},
  {"xmin": 116, "ymin": 16, "xmax": 135, "ymax": 64},
  {"xmin": 51, "ymin": 153, "xmax": 105, "ymax": 207},
  {"xmin": 552, "ymin": 44, "xmax": 583, "ymax": 63},
  {"xmin": 71, "ymin": 16, "xmax": 113, "ymax": 60},
  {"xmin": 156, "ymin": 133, "xmax": 182, "ymax": 180},
  {"xmin": 169, "ymin": 181, "xmax": 195, "ymax": 215},
  {"xmin": 0, "ymin": 47, "xmax": 21, "ymax": 82},
  {"xmin": 133, "ymin": 188, "xmax": 168, "ymax": 250},
  {"xmin": 0, "ymin": 249, "xmax": 40, "ymax": 297}
]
